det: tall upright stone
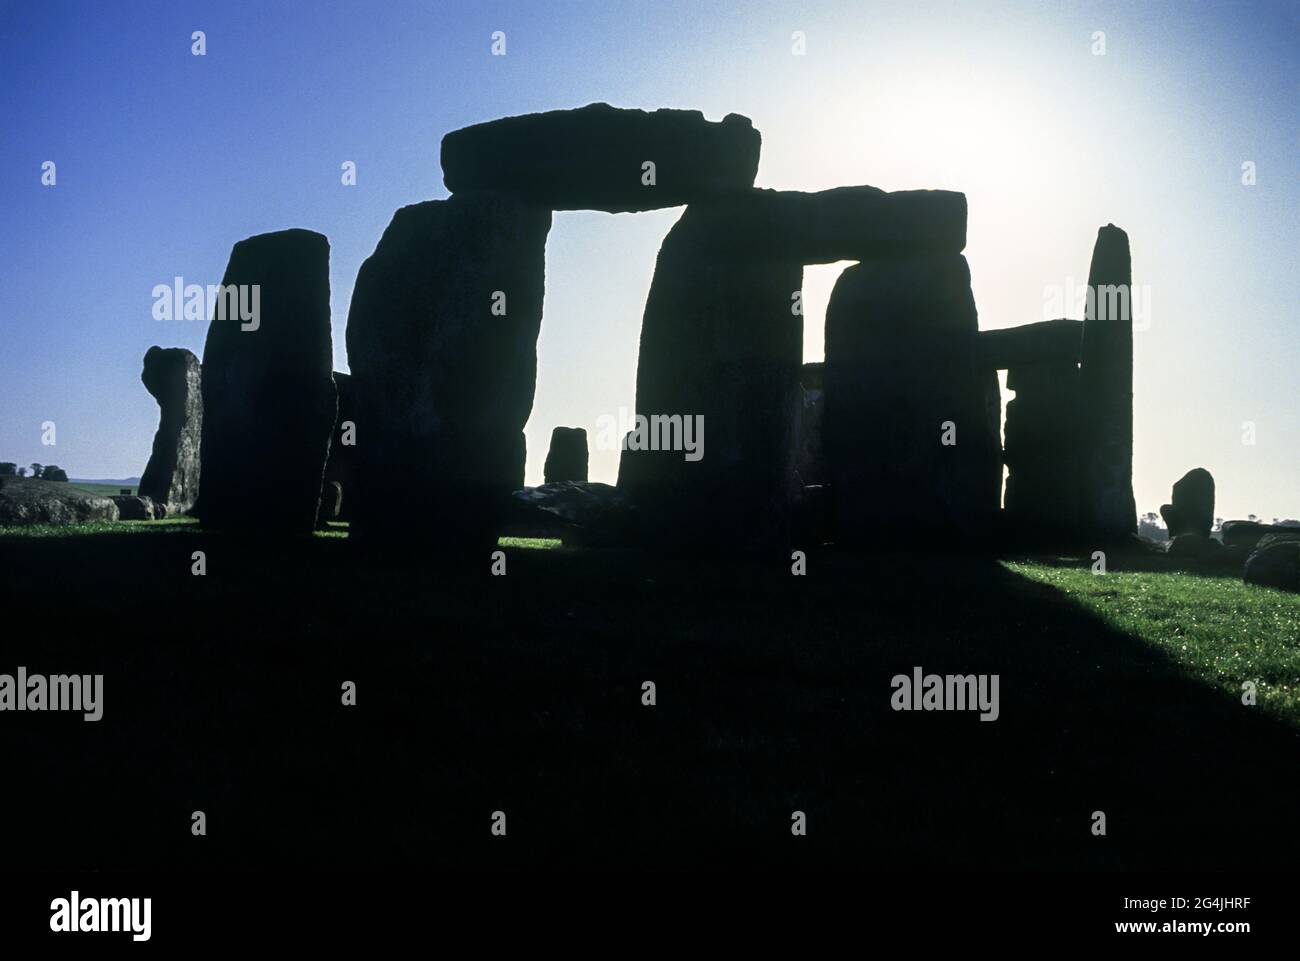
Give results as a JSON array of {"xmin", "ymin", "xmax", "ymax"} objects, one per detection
[
  {"xmin": 618, "ymin": 186, "xmax": 967, "ymax": 550},
  {"xmin": 617, "ymin": 203, "xmax": 803, "ymax": 550},
  {"xmin": 1079, "ymin": 224, "xmax": 1136, "ymax": 540},
  {"xmin": 1160, "ymin": 468, "xmax": 1214, "ymax": 539},
  {"xmin": 544, "ymin": 427, "xmax": 588, "ymax": 484},
  {"xmin": 197, "ymin": 229, "xmax": 336, "ymax": 535},
  {"xmin": 824, "ymin": 256, "xmax": 1000, "ymax": 541},
  {"xmin": 346, "ymin": 192, "xmax": 551, "ymax": 549},
  {"xmin": 138, "ymin": 346, "xmax": 202, "ymax": 516}
]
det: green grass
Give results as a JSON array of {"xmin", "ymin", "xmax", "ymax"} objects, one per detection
[
  {"xmin": 1007, "ymin": 561, "xmax": 1300, "ymax": 718},
  {"xmin": 0, "ymin": 516, "xmax": 197, "ymax": 538}
]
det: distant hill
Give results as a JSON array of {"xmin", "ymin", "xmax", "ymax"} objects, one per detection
[{"xmin": 70, "ymin": 477, "xmax": 141, "ymax": 486}]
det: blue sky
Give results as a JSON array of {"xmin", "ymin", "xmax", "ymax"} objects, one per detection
[{"xmin": 1, "ymin": 0, "xmax": 1295, "ymax": 520}]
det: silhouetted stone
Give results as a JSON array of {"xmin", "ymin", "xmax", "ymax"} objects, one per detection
[
  {"xmin": 543, "ymin": 427, "xmax": 589, "ymax": 484},
  {"xmin": 110, "ymin": 495, "xmax": 157, "ymax": 520},
  {"xmin": 0, "ymin": 477, "xmax": 119, "ymax": 526},
  {"xmin": 1003, "ymin": 363, "xmax": 1082, "ymax": 539},
  {"xmin": 346, "ymin": 193, "xmax": 550, "ymax": 548},
  {"xmin": 441, "ymin": 103, "xmax": 760, "ymax": 212},
  {"xmin": 1079, "ymin": 224, "xmax": 1136, "ymax": 540},
  {"xmin": 1167, "ymin": 532, "xmax": 1224, "ymax": 561},
  {"xmin": 672, "ymin": 187, "xmax": 968, "ymax": 259},
  {"xmin": 617, "ymin": 201, "xmax": 803, "ymax": 549},
  {"xmin": 977, "ymin": 319, "xmax": 1082, "ymax": 370},
  {"xmin": 1159, "ymin": 468, "xmax": 1214, "ymax": 539},
  {"xmin": 824, "ymin": 255, "xmax": 1000, "ymax": 541},
  {"xmin": 317, "ymin": 372, "xmax": 357, "ymax": 524},
  {"xmin": 1221, "ymin": 520, "xmax": 1270, "ymax": 552},
  {"xmin": 1244, "ymin": 534, "xmax": 1300, "ymax": 592},
  {"xmin": 510, "ymin": 481, "xmax": 635, "ymax": 546},
  {"xmin": 138, "ymin": 346, "xmax": 202, "ymax": 516},
  {"xmin": 197, "ymin": 229, "xmax": 336, "ymax": 535}
]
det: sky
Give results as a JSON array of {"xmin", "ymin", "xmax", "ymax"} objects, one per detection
[{"xmin": 1, "ymin": 0, "xmax": 1295, "ymax": 520}]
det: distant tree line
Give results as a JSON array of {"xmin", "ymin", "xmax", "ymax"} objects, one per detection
[{"xmin": 0, "ymin": 462, "xmax": 69, "ymax": 482}]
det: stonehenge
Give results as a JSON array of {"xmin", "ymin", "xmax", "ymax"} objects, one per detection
[
  {"xmin": 824, "ymin": 254, "xmax": 1001, "ymax": 541},
  {"xmin": 345, "ymin": 192, "xmax": 550, "ymax": 549},
  {"xmin": 197, "ymin": 229, "xmax": 336, "ymax": 536},
  {"xmin": 544, "ymin": 427, "xmax": 589, "ymax": 484},
  {"xmin": 440, "ymin": 103, "xmax": 760, "ymax": 212},
  {"xmin": 119, "ymin": 102, "xmax": 1141, "ymax": 555},
  {"xmin": 138, "ymin": 346, "xmax": 202, "ymax": 516},
  {"xmin": 1079, "ymin": 224, "xmax": 1137, "ymax": 541},
  {"xmin": 1160, "ymin": 468, "xmax": 1215, "ymax": 540}
]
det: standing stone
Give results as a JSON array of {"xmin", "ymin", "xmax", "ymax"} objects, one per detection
[
  {"xmin": 346, "ymin": 192, "xmax": 551, "ymax": 549},
  {"xmin": 1160, "ymin": 468, "xmax": 1214, "ymax": 539},
  {"xmin": 197, "ymin": 229, "xmax": 336, "ymax": 535},
  {"xmin": 1003, "ymin": 363, "xmax": 1083, "ymax": 539},
  {"xmin": 824, "ymin": 255, "xmax": 1000, "ymax": 541},
  {"xmin": 138, "ymin": 346, "xmax": 202, "ymax": 516},
  {"xmin": 543, "ymin": 427, "xmax": 588, "ymax": 484},
  {"xmin": 1079, "ymin": 224, "xmax": 1136, "ymax": 540},
  {"xmin": 441, "ymin": 104, "xmax": 761, "ymax": 212},
  {"xmin": 617, "ymin": 204, "xmax": 803, "ymax": 550},
  {"xmin": 317, "ymin": 371, "xmax": 357, "ymax": 524}
]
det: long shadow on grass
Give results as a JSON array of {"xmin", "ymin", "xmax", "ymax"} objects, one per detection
[{"xmin": 1, "ymin": 530, "xmax": 1296, "ymax": 870}]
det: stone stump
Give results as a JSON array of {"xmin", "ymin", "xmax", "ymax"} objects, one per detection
[
  {"xmin": 543, "ymin": 427, "xmax": 589, "ymax": 484},
  {"xmin": 138, "ymin": 346, "xmax": 202, "ymax": 516},
  {"xmin": 1159, "ymin": 468, "xmax": 1214, "ymax": 539}
]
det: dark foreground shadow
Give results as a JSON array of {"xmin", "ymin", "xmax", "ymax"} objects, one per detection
[{"xmin": 0, "ymin": 528, "xmax": 1296, "ymax": 870}]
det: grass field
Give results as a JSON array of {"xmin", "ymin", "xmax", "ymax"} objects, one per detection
[
  {"xmin": 67, "ymin": 481, "xmax": 136, "ymax": 496},
  {"xmin": 1, "ymin": 520, "xmax": 1297, "ymax": 869}
]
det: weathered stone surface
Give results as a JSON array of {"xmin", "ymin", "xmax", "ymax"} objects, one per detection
[
  {"xmin": 110, "ymin": 495, "xmax": 156, "ymax": 520},
  {"xmin": 1166, "ymin": 532, "xmax": 1224, "ymax": 561},
  {"xmin": 543, "ymin": 427, "xmax": 589, "ymax": 484},
  {"xmin": 824, "ymin": 255, "xmax": 1000, "ymax": 541},
  {"xmin": 671, "ymin": 187, "xmax": 968, "ymax": 260},
  {"xmin": 1222, "ymin": 520, "xmax": 1275, "ymax": 552},
  {"xmin": 1159, "ymin": 468, "xmax": 1214, "ymax": 539},
  {"xmin": 1244, "ymin": 534, "xmax": 1300, "ymax": 592},
  {"xmin": 138, "ymin": 346, "xmax": 202, "ymax": 516},
  {"xmin": 317, "ymin": 372, "xmax": 357, "ymax": 524},
  {"xmin": 197, "ymin": 229, "xmax": 336, "ymax": 535},
  {"xmin": 510, "ymin": 481, "xmax": 635, "ymax": 546},
  {"xmin": 0, "ymin": 477, "xmax": 119, "ymax": 526},
  {"xmin": 1079, "ymin": 224, "xmax": 1136, "ymax": 540},
  {"xmin": 441, "ymin": 103, "xmax": 760, "ymax": 212},
  {"xmin": 346, "ymin": 193, "xmax": 551, "ymax": 548},
  {"xmin": 1003, "ymin": 363, "xmax": 1082, "ymax": 539},
  {"xmin": 977, "ymin": 319, "xmax": 1082, "ymax": 370},
  {"xmin": 617, "ymin": 202, "xmax": 803, "ymax": 549}
]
